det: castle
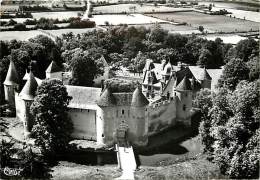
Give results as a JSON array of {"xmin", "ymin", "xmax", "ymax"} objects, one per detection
[{"xmin": 3, "ymin": 58, "xmax": 213, "ymax": 147}]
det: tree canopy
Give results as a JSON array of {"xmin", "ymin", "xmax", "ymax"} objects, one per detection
[{"xmin": 30, "ymin": 79, "xmax": 73, "ymax": 156}]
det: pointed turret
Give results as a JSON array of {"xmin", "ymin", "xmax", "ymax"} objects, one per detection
[
  {"xmin": 97, "ymin": 87, "xmax": 116, "ymax": 107},
  {"xmin": 198, "ymin": 68, "xmax": 212, "ymax": 81},
  {"xmin": 4, "ymin": 60, "xmax": 20, "ymax": 86},
  {"xmin": 131, "ymin": 86, "xmax": 149, "ymax": 107},
  {"xmin": 175, "ymin": 76, "xmax": 192, "ymax": 91},
  {"xmin": 45, "ymin": 61, "xmax": 63, "ymax": 73},
  {"xmin": 45, "ymin": 61, "xmax": 63, "ymax": 80},
  {"xmin": 20, "ymin": 71, "xmax": 38, "ymax": 101}
]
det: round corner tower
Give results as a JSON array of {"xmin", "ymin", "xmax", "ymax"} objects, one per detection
[
  {"xmin": 19, "ymin": 71, "xmax": 38, "ymax": 138},
  {"xmin": 3, "ymin": 60, "xmax": 20, "ymax": 109},
  {"xmin": 174, "ymin": 76, "xmax": 192, "ymax": 126}
]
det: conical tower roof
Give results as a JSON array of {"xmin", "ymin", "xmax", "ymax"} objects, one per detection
[
  {"xmin": 131, "ymin": 86, "xmax": 149, "ymax": 107},
  {"xmin": 97, "ymin": 87, "xmax": 116, "ymax": 107},
  {"xmin": 175, "ymin": 76, "xmax": 192, "ymax": 91},
  {"xmin": 100, "ymin": 56, "xmax": 109, "ymax": 67},
  {"xmin": 3, "ymin": 60, "xmax": 20, "ymax": 86},
  {"xmin": 198, "ymin": 68, "xmax": 212, "ymax": 80},
  {"xmin": 20, "ymin": 71, "xmax": 38, "ymax": 100},
  {"xmin": 45, "ymin": 61, "xmax": 63, "ymax": 73}
]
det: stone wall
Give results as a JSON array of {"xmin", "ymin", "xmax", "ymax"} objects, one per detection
[
  {"xmin": 147, "ymin": 99, "xmax": 177, "ymax": 135},
  {"xmin": 69, "ymin": 108, "xmax": 97, "ymax": 141}
]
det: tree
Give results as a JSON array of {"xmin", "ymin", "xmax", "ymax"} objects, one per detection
[
  {"xmin": 30, "ymin": 79, "xmax": 73, "ymax": 157},
  {"xmin": 29, "ymin": 35, "xmax": 58, "ymax": 62},
  {"xmin": 164, "ymin": 33, "xmax": 188, "ymax": 50},
  {"xmin": 193, "ymin": 89, "xmax": 213, "ymax": 118},
  {"xmin": 131, "ymin": 51, "xmax": 147, "ymax": 73},
  {"xmin": 211, "ymin": 81, "xmax": 259, "ymax": 178},
  {"xmin": 148, "ymin": 23, "xmax": 168, "ymax": 43},
  {"xmin": 18, "ymin": 146, "xmax": 52, "ymax": 178},
  {"xmin": 197, "ymin": 48, "xmax": 212, "ymax": 68},
  {"xmin": 209, "ymin": 4, "xmax": 212, "ymax": 11},
  {"xmin": 69, "ymin": 49, "xmax": 104, "ymax": 87},
  {"xmin": 218, "ymin": 58, "xmax": 249, "ymax": 90},
  {"xmin": 198, "ymin": 26, "xmax": 204, "ymax": 33},
  {"xmin": 199, "ymin": 80, "xmax": 259, "ymax": 178},
  {"xmin": 235, "ymin": 38, "xmax": 259, "ymax": 62},
  {"xmin": 14, "ymin": 23, "xmax": 27, "ymax": 31},
  {"xmin": 247, "ymin": 56, "xmax": 260, "ymax": 81}
]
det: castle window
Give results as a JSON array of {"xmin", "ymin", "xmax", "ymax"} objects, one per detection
[
  {"xmin": 183, "ymin": 105, "xmax": 186, "ymax": 111},
  {"xmin": 122, "ymin": 109, "xmax": 124, "ymax": 115},
  {"xmin": 185, "ymin": 93, "xmax": 188, "ymax": 97},
  {"xmin": 102, "ymin": 134, "xmax": 104, "ymax": 138}
]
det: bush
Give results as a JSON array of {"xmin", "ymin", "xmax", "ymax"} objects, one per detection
[
  {"xmin": 24, "ymin": 19, "xmax": 37, "ymax": 25},
  {"xmin": 22, "ymin": 5, "xmax": 51, "ymax": 11},
  {"xmin": 14, "ymin": 23, "xmax": 27, "ymax": 31},
  {"xmin": 6, "ymin": 19, "xmax": 17, "ymax": 26},
  {"xmin": 104, "ymin": 78, "xmax": 138, "ymax": 93},
  {"xmin": 67, "ymin": 18, "xmax": 96, "ymax": 29}
]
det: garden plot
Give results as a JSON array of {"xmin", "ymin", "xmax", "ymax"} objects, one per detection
[
  {"xmin": 89, "ymin": 14, "xmax": 168, "ymax": 26},
  {"xmin": 148, "ymin": 11, "xmax": 260, "ymax": 33}
]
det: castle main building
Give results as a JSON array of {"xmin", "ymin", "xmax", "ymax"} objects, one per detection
[{"xmin": 3, "ymin": 59, "xmax": 212, "ymax": 147}]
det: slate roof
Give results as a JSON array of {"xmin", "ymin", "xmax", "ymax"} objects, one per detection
[
  {"xmin": 198, "ymin": 68, "xmax": 212, "ymax": 80},
  {"xmin": 23, "ymin": 72, "xmax": 43, "ymax": 85},
  {"xmin": 45, "ymin": 61, "xmax": 63, "ymax": 73},
  {"xmin": 97, "ymin": 87, "xmax": 116, "ymax": 107},
  {"xmin": 175, "ymin": 76, "xmax": 192, "ymax": 91},
  {"xmin": 20, "ymin": 72, "xmax": 38, "ymax": 100},
  {"xmin": 143, "ymin": 71, "xmax": 158, "ymax": 85},
  {"xmin": 66, "ymin": 85, "xmax": 102, "ymax": 109},
  {"xmin": 3, "ymin": 60, "xmax": 20, "ymax": 86},
  {"xmin": 143, "ymin": 59, "xmax": 155, "ymax": 71},
  {"xmin": 131, "ymin": 86, "xmax": 149, "ymax": 107},
  {"xmin": 113, "ymin": 93, "xmax": 133, "ymax": 106}
]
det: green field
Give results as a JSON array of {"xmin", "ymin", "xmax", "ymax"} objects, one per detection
[
  {"xmin": 147, "ymin": 11, "xmax": 260, "ymax": 33},
  {"xmin": 94, "ymin": 4, "xmax": 192, "ymax": 14}
]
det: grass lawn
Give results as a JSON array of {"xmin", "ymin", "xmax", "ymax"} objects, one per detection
[
  {"xmin": 51, "ymin": 158, "xmax": 225, "ymax": 180},
  {"xmin": 0, "ymin": 30, "xmax": 47, "ymax": 41},
  {"xmin": 32, "ymin": 11, "xmax": 82, "ymax": 20},
  {"xmin": 147, "ymin": 11, "xmax": 260, "ymax": 33},
  {"xmin": 133, "ymin": 23, "xmax": 203, "ymax": 35},
  {"xmin": 88, "ymin": 14, "xmax": 167, "ymax": 26}
]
